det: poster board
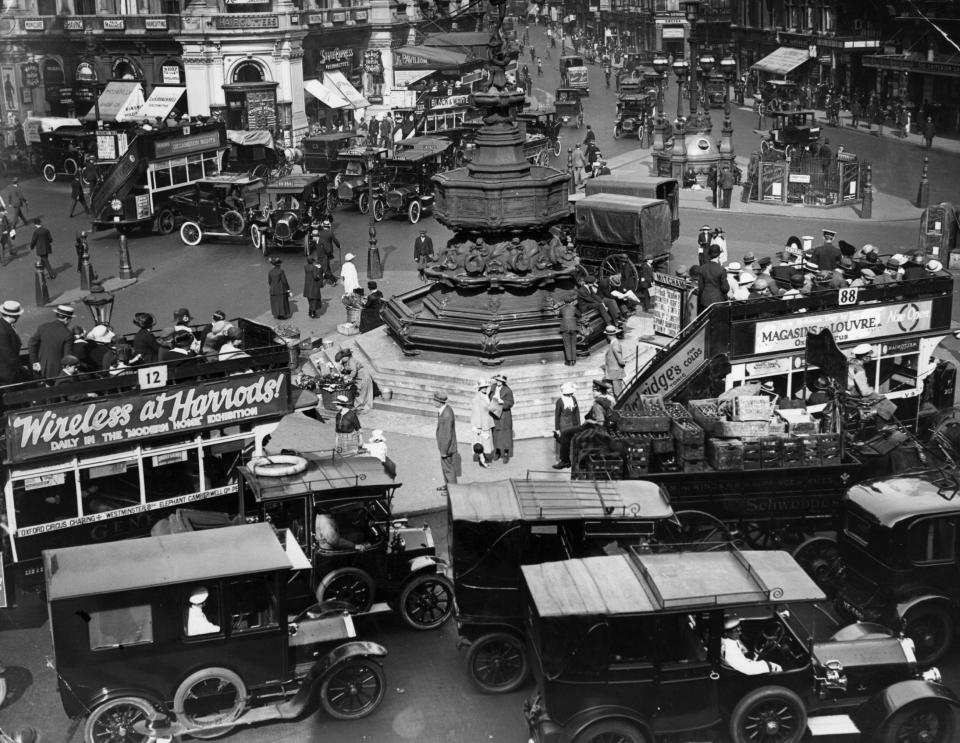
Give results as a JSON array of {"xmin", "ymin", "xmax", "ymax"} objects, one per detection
[{"xmin": 650, "ymin": 272, "xmax": 692, "ymax": 338}]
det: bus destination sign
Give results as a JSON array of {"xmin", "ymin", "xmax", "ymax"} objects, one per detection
[{"xmin": 6, "ymin": 372, "xmax": 289, "ymax": 463}]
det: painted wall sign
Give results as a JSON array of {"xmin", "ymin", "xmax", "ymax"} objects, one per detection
[
  {"xmin": 637, "ymin": 324, "xmax": 707, "ymax": 398},
  {"xmin": 7, "ymin": 372, "xmax": 287, "ymax": 463}
]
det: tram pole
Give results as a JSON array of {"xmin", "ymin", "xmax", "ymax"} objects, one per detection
[{"xmin": 34, "ymin": 259, "xmax": 50, "ymax": 307}]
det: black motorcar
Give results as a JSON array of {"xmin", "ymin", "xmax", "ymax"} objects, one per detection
[
  {"xmin": 222, "ymin": 129, "xmax": 280, "ymax": 179},
  {"xmin": 372, "ymin": 137, "xmax": 452, "ymax": 224},
  {"xmin": 553, "ymin": 89, "xmax": 584, "ymax": 129},
  {"xmin": 236, "ymin": 451, "xmax": 454, "ymax": 631},
  {"xmin": 755, "ymin": 109, "xmax": 821, "ymax": 158},
  {"xmin": 31, "ymin": 126, "xmax": 96, "ymax": 183},
  {"xmin": 448, "ymin": 477, "xmax": 731, "ymax": 694},
  {"xmin": 249, "ymin": 174, "xmax": 329, "ymax": 255},
  {"xmin": 614, "ymin": 93, "xmax": 654, "ymax": 140},
  {"xmin": 523, "ymin": 547, "xmax": 957, "ymax": 743},
  {"xmin": 301, "ymin": 132, "xmax": 357, "ymax": 186},
  {"xmin": 809, "ymin": 471, "xmax": 960, "ymax": 666},
  {"xmin": 334, "ymin": 146, "xmax": 388, "ymax": 214},
  {"xmin": 172, "ymin": 174, "xmax": 265, "ymax": 246},
  {"xmin": 46, "ymin": 523, "xmax": 388, "ymax": 743}
]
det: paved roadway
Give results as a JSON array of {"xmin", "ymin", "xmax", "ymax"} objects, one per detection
[{"xmin": 3, "ymin": 22, "xmax": 960, "ymax": 743}]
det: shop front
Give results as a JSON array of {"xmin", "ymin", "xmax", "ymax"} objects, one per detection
[
  {"xmin": 301, "ymin": 40, "xmax": 369, "ymax": 132},
  {"xmin": 863, "ymin": 54, "xmax": 960, "ymax": 135}
]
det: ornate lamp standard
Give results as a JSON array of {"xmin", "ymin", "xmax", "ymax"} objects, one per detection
[
  {"xmin": 671, "ymin": 58, "xmax": 689, "ymax": 128},
  {"xmin": 82, "ymin": 282, "xmax": 115, "ymax": 327},
  {"xmin": 652, "ymin": 54, "xmax": 670, "ymax": 125},
  {"xmin": 683, "ymin": 0, "xmax": 702, "ymax": 118},
  {"xmin": 365, "ymin": 147, "xmax": 383, "ymax": 280},
  {"xmin": 696, "ymin": 53, "xmax": 715, "ymax": 128},
  {"xmin": 719, "ymin": 55, "xmax": 737, "ymax": 121}
]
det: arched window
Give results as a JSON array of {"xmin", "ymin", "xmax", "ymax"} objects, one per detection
[{"xmin": 233, "ymin": 62, "xmax": 265, "ymax": 83}]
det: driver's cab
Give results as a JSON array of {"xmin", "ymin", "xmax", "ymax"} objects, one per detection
[
  {"xmin": 343, "ymin": 160, "xmax": 364, "ymax": 177},
  {"xmin": 716, "ymin": 608, "xmax": 812, "ymax": 680}
]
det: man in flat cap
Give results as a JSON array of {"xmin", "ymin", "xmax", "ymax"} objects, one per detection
[{"xmin": 29, "ymin": 304, "xmax": 75, "ymax": 379}]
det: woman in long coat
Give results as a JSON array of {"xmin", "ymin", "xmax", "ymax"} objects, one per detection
[
  {"xmin": 488, "ymin": 373, "xmax": 515, "ymax": 463},
  {"xmin": 553, "ymin": 382, "xmax": 581, "ymax": 457},
  {"xmin": 268, "ymin": 257, "xmax": 291, "ymax": 319}
]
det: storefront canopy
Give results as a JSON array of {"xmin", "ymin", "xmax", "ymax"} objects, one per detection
[
  {"xmin": 751, "ymin": 47, "xmax": 812, "ymax": 76},
  {"xmin": 304, "ymin": 77, "xmax": 350, "ymax": 109},
  {"xmin": 137, "ymin": 86, "xmax": 186, "ymax": 122},
  {"xmin": 326, "ymin": 70, "xmax": 369, "ymax": 110},
  {"xmin": 84, "ymin": 81, "xmax": 145, "ymax": 122},
  {"xmin": 393, "ymin": 45, "xmax": 469, "ymax": 72}
]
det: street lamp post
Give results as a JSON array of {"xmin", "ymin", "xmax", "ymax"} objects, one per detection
[
  {"xmin": 684, "ymin": 0, "xmax": 702, "ymax": 119},
  {"xmin": 82, "ymin": 281, "xmax": 115, "ymax": 327},
  {"xmin": 719, "ymin": 55, "xmax": 737, "ymax": 121},
  {"xmin": 672, "ymin": 59, "xmax": 689, "ymax": 129},
  {"xmin": 697, "ymin": 53, "xmax": 715, "ymax": 127},
  {"xmin": 365, "ymin": 148, "xmax": 383, "ymax": 280},
  {"xmin": 652, "ymin": 54, "xmax": 670, "ymax": 125}
]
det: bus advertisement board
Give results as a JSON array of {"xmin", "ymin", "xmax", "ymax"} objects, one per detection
[{"xmin": 6, "ymin": 371, "xmax": 289, "ymax": 464}]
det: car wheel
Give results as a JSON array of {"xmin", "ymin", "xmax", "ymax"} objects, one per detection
[
  {"xmin": 879, "ymin": 700, "xmax": 955, "ymax": 743},
  {"xmin": 320, "ymin": 658, "xmax": 385, "ymax": 721},
  {"xmin": 760, "ymin": 139, "xmax": 771, "ymax": 154},
  {"xmin": 465, "ymin": 632, "xmax": 530, "ymax": 693},
  {"xmin": 0, "ymin": 674, "xmax": 6, "ymax": 709},
  {"xmin": 358, "ymin": 191, "xmax": 370, "ymax": 215},
  {"xmin": 670, "ymin": 510, "xmax": 732, "ymax": 551},
  {"xmin": 303, "ymin": 234, "xmax": 311, "ymax": 258},
  {"xmin": 399, "ymin": 573, "xmax": 453, "ymax": 630},
  {"xmin": 904, "ymin": 604, "xmax": 954, "ymax": 665},
  {"xmin": 614, "ymin": 126, "xmax": 621, "ymax": 140},
  {"xmin": 172, "ymin": 667, "xmax": 246, "ymax": 739},
  {"xmin": 155, "ymin": 209, "xmax": 176, "ymax": 235},
  {"xmin": 316, "ymin": 567, "xmax": 375, "ymax": 613},
  {"xmin": 372, "ymin": 198, "xmax": 385, "ymax": 223},
  {"xmin": 180, "ymin": 221, "xmax": 203, "ymax": 246},
  {"xmin": 792, "ymin": 537, "xmax": 843, "ymax": 594},
  {"xmin": 572, "ymin": 720, "xmax": 649, "ymax": 743},
  {"xmin": 251, "ymin": 164, "xmax": 268, "ymax": 179},
  {"xmin": 42, "ymin": 162, "xmax": 57, "ymax": 183},
  {"xmin": 553, "ymin": 138, "xmax": 562, "ymax": 157},
  {"xmin": 83, "ymin": 696, "xmax": 156, "ymax": 743},
  {"xmin": 407, "ymin": 200, "xmax": 422, "ymax": 224},
  {"xmin": 220, "ymin": 210, "xmax": 245, "ymax": 236},
  {"xmin": 729, "ymin": 686, "xmax": 806, "ymax": 743},
  {"xmin": 64, "ymin": 157, "xmax": 79, "ymax": 176}
]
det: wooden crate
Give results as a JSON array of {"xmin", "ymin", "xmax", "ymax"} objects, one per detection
[
  {"xmin": 707, "ymin": 439, "xmax": 743, "ymax": 471},
  {"xmin": 649, "ymin": 433, "xmax": 675, "ymax": 454},
  {"xmin": 689, "ymin": 399, "xmax": 773, "ymax": 438},
  {"xmin": 665, "ymin": 402, "xmax": 692, "ymax": 422},
  {"xmin": 672, "ymin": 419, "xmax": 705, "ymax": 444},
  {"xmin": 619, "ymin": 414, "xmax": 671, "ymax": 434},
  {"xmin": 732, "ymin": 395, "xmax": 775, "ymax": 422}
]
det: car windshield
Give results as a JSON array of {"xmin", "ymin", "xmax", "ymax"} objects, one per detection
[{"xmin": 345, "ymin": 161, "xmax": 363, "ymax": 176}]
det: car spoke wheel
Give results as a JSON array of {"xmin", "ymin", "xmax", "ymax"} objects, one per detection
[
  {"xmin": 599, "ymin": 253, "xmax": 640, "ymax": 292},
  {"xmin": 180, "ymin": 221, "xmax": 203, "ymax": 246},
  {"xmin": 327, "ymin": 191, "xmax": 339, "ymax": 214},
  {"xmin": 64, "ymin": 157, "xmax": 79, "ymax": 176},
  {"xmin": 317, "ymin": 567, "xmax": 374, "ymax": 613},
  {"xmin": 904, "ymin": 604, "xmax": 954, "ymax": 666},
  {"xmin": 156, "ymin": 209, "xmax": 176, "ymax": 235},
  {"xmin": 221, "ymin": 210, "xmax": 245, "ymax": 236},
  {"xmin": 670, "ymin": 510, "xmax": 732, "ymax": 551},
  {"xmin": 465, "ymin": 632, "xmax": 529, "ymax": 693},
  {"xmin": 320, "ymin": 659, "xmax": 385, "ymax": 720},
  {"xmin": 358, "ymin": 192, "xmax": 370, "ymax": 215},
  {"xmin": 572, "ymin": 720, "xmax": 649, "ymax": 743},
  {"xmin": 250, "ymin": 224, "xmax": 264, "ymax": 254},
  {"xmin": 407, "ymin": 200, "xmax": 421, "ymax": 224},
  {"xmin": 739, "ymin": 521, "xmax": 808, "ymax": 551},
  {"xmin": 84, "ymin": 696, "xmax": 155, "ymax": 743},
  {"xmin": 881, "ymin": 701, "xmax": 955, "ymax": 743},
  {"xmin": 553, "ymin": 138, "xmax": 562, "ymax": 157},
  {"xmin": 792, "ymin": 537, "xmax": 843, "ymax": 594},
  {"xmin": 42, "ymin": 162, "xmax": 57, "ymax": 182},
  {"xmin": 172, "ymin": 667, "xmax": 246, "ymax": 739},
  {"xmin": 729, "ymin": 686, "xmax": 806, "ymax": 743},
  {"xmin": 399, "ymin": 573, "xmax": 453, "ymax": 630},
  {"xmin": 372, "ymin": 199, "xmax": 385, "ymax": 222}
]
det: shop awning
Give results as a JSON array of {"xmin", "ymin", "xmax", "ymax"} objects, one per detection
[
  {"xmin": 394, "ymin": 45, "xmax": 469, "ymax": 71},
  {"xmin": 137, "ymin": 86, "xmax": 186, "ymax": 121},
  {"xmin": 326, "ymin": 70, "xmax": 369, "ymax": 110},
  {"xmin": 84, "ymin": 81, "xmax": 145, "ymax": 122},
  {"xmin": 304, "ymin": 77, "xmax": 350, "ymax": 109},
  {"xmin": 751, "ymin": 47, "xmax": 812, "ymax": 76}
]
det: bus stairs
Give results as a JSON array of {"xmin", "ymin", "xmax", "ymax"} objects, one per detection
[{"xmin": 90, "ymin": 134, "xmax": 148, "ymax": 215}]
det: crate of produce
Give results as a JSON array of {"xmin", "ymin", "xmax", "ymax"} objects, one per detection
[
  {"xmin": 665, "ymin": 402, "xmax": 692, "ymax": 422},
  {"xmin": 671, "ymin": 418, "xmax": 705, "ymax": 444},
  {"xmin": 732, "ymin": 395, "xmax": 776, "ymax": 422},
  {"xmin": 689, "ymin": 399, "xmax": 773, "ymax": 438},
  {"xmin": 707, "ymin": 439, "xmax": 743, "ymax": 471},
  {"xmin": 651, "ymin": 450, "xmax": 682, "ymax": 473},
  {"xmin": 619, "ymin": 413, "xmax": 671, "ymax": 434},
  {"xmin": 675, "ymin": 442, "xmax": 705, "ymax": 462},
  {"xmin": 648, "ymin": 433, "xmax": 675, "ymax": 454}
]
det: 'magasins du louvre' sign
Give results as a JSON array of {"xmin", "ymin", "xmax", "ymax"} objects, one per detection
[{"xmin": 6, "ymin": 372, "xmax": 289, "ymax": 463}]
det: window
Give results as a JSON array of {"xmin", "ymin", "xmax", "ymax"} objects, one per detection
[
  {"xmin": 152, "ymin": 163, "xmax": 171, "ymax": 190},
  {"xmin": 170, "ymin": 161, "xmax": 188, "ymax": 187},
  {"xmin": 907, "ymin": 518, "xmax": 956, "ymax": 565},
  {"xmin": 187, "ymin": 153, "xmax": 204, "ymax": 182},
  {"xmin": 143, "ymin": 447, "xmax": 200, "ymax": 502},
  {"xmin": 202, "ymin": 439, "xmax": 247, "ymax": 489},
  {"xmin": 75, "ymin": 0, "xmax": 96, "ymax": 11},
  {"xmin": 844, "ymin": 510, "xmax": 872, "ymax": 546},
  {"xmin": 90, "ymin": 604, "xmax": 153, "ymax": 650},
  {"xmin": 79, "ymin": 460, "xmax": 141, "ymax": 515},
  {"xmin": 37, "ymin": 0, "xmax": 56, "ymax": 13},
  {"xmin": 228, "ymin": 576, "xmax": 277, "ymax": 633},
  {"xmin": 13, "ymin": 471, "xmax": 78, "ymax": 531},
  {"xmin": 184, "ymin": 584, "xmax": 222, "ymax": 637}
]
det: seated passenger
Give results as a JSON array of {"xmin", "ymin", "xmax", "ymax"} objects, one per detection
[
  {"xmin": 721, "ymin": 617, "xmax": 781, "ymax": 675},
  {"xmin": 315, "ymin": 509, "xmax": 369, "ymax": 552},
  {"xmin": 186, "ymin": 585, "xmax": 221, "ymax": 636}
]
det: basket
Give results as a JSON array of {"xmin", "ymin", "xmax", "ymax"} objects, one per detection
[{"xmin": 732, "ymin": 396, "xmax": 775, "ymax": 422}]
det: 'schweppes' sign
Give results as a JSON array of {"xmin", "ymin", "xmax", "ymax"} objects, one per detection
[
  {"xmin": 7, "ymin": 372, "xmax": 289, "ymax": 463},
  {"xmin": 753, "ymin": 300, "xmax": 935, "ymax": 354}
]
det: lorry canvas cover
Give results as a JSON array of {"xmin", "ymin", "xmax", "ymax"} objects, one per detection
[
  {"xmin": 227, "ymin": 129, "xmax": 276, "ymax": 149},
  {"xmin": 44, "ymin": 523, "xmax": 291, "ymax": 601},
  {"xmin": 523, "ymin": 550, "xmax": 825, "ymax": 618},
  {"xmin": 575, "ymin": 193, "xmax": 671, "ymax": 253}
]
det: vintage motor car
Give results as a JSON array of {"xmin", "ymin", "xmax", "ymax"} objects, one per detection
[
  {"xmin": 235, "ymin": 450, "xmax": 454, "ymax": 630},
  {"xmin": 301, "ymin": 131, "xmax": 358, "ymax": 187},
  {"xmin": 523, "ymin": 547, "xmax": 957, "ymax": 743},
  {"xmin": 222, "ymin": 129, "xmax": 279, "ymax": 179},
  {"xmin": 704, "ymin": 73, "xmax": 729, "ymax": 107},
  {"xmin": 755, "ymin": 109, "xmax": 821, "ymax": 158},
  {"xmin": 333, "ymin": 146, "xmax": 388, "ymax": 214},
  {"xmin": 47, "ymin": 523, "xmax": 388, "ymax": 743},
  {"xmin": 449, "ymin": 477, "xmax": 734, "ymax": 694},
  {"xmin": 371, "ymin": 137, "xmax": 452, "ymax": 224},
  {"xmin": 25, "ymin": 116, "xmax": 96, "ymax": 183},
  {"xmin": 553, "ymin": 89, "xmax": 584, "ymax": 129},
  {"xmin": 614, "ymin": 93, "xmax": 654, "ymax": 140},
  {"xmin": 806, "ymin": 470, "xmax": 960, "ymax": 666},
  {"xmin": 249, "ymin": 174, "xmax": 329, "ymax": 255},
  {"xmin": 173, "ymin": 174, "xmax": 265, "ymax": 246},
  {"xmin": 559, "ymin": 55, "xmax": 589, "ymax": 96}
]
